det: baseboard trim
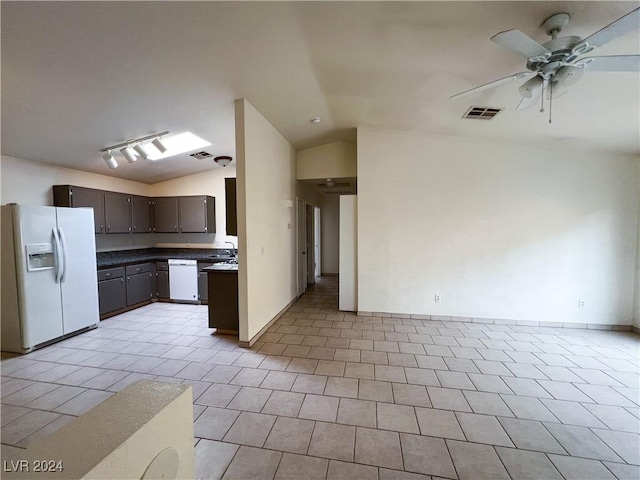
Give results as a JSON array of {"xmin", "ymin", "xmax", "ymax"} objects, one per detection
[
  {"xmin": 239, "ymin": 297, "xmax": 298, "ymax": 348},
  {"xmin": 356, "ymin": 310, "xmax": 635, "ymax": 332}
]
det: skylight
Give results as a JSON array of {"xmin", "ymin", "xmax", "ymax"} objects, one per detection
[{"xmin": 147, "ymin": 132, "xmax": 211, "ymax": 161}]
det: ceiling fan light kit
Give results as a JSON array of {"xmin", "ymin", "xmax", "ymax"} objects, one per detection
[{"xmin": 450, "ymin": 7, "xmax": 640, "ymax": 122}]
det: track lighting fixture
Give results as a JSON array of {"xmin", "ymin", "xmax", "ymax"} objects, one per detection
[
  {"xmin": 120, "ymin": 146, "xmax": 138, "ymax": 164},
  {"xmin": 102, "ymin": 150, "xmax": 118, "ymax": 169},
  {"xmin": 152, "ymin": 137, "xmax": 168, "ymax": 153},
  {"xmin": 134, "ymin": 143, "xmax": 151, "ymax": 160},
  {"xmin": 100, "ymin": 130, "xmax": 170, "ymax": 167}
]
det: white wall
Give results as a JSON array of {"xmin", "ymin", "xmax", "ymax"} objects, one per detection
[
  {"xmin": 1, "ymin": 155, "xmax": 150, "ymax": 205},
  {"xmin": 358, "ymin": 128, "xmax": 639, "ymax": 326},
  {"xmin": 322, "ymin": 194, "xmax": 340, "ymax": 274},
  {"xmin": 339, "ymin": 195, "xmax": 357, "ymax": 311},
  {"xmin": 297, "ymin": 141, "xmax": 356, "ymax": 180},
  {"xmin": 150, "ymin": 166, "xmax": 237, "ymax": 248},
  {"xmin": 634, "ymin": 159, "xmax": 640, "ymax": 330},
  {"xmin": 236, "ymin": 99, "xmax": 297, "ymax": 343}
]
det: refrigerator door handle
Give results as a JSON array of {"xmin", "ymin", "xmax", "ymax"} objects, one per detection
[
  {"xmin": 58, "ymin": 227, "xmax": 68, "ymax": 283},
  {"xmin": 52, "ymin": 228, "xmax": 62, "ymax": 283}
]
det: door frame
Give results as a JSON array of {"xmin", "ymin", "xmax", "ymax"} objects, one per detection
[
  {"xmin": 314, "ymin": 206, "xmax": 321, "ymax": 278},
  {"xmin": 296, "ymin": 198, "xmax": 307, "ymax": 297}
]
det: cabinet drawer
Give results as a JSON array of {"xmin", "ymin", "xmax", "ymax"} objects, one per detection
[
  {"xmin": 126, "ymin": 263, "xmax": 151, "ymax": 275},
  {"xmin": 98, "ymin": 267, "xmax": 125, "ymax": 282},
  {"xmin": 156, "ymin": 262, "xmax": 169, "ymax": 271}
]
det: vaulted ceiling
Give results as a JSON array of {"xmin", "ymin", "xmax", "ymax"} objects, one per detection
[{"xmin": 2, "ymin": 2, "xmax": 638, "ymax": 184}]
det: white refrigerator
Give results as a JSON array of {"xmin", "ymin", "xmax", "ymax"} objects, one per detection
[{"xmin": 2, "ymin": 204, "xmax": 99, "ymax": 354}]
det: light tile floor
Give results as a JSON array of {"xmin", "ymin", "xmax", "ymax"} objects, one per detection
[{"xmin": 2, "ymin": 277, "xmax": 640, "ymax": 479}]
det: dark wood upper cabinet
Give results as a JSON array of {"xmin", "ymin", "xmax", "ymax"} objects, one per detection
[
  {"xmin": 131, "ymin": 195, "xmax": 152, "ymax": 233},
  {"xmin": 179, "ymin": 196, "xmax": 215, "ymax": 233},
  {"xmin": 152, "ymin": 197, "xmax": 179, "ymax": 233},
  {"xmin": 225, "ymin": 178, "xmax": 237, "ymax": 236},
  {"xmin": 53, "ymin": 185, "xmax": 106, "ymax": 234},
  {"xmin": 104, "ymin": 192, "xmax": 131, "ymax": 234},
  {"xmin": 55, "ymin": 185, "xmax": 214, "ymax": 236}
]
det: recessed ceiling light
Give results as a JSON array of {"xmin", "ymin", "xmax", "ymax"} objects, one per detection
[
  {"xmin": 310, "ymin": 117, "xmax": 321, "ymax": 124},
  {"xmin": 147, "ymin": 132, "xmax": 212, "ymax": 161}
]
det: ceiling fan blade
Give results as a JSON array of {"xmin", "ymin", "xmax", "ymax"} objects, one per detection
[
  {"xmin": 577, "ymin": 55, "xmax": 640, "ymax": 72},
  {"xmin": 491, "ymin": 30, "xmax": 550, "ymax": 58},
  {"xmin": 450, "ymin": 72, "xmax": 532, "ymax": 101},
  {"xmin": 580, "ymin": 7, "xmax": 640, "ymax": 48}
]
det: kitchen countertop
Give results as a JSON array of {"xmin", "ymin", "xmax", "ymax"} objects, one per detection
[
  {"xmin": 97, "ymin": 248, "xmax": 237, "ymax": 268},
  {"xmin": 203, "ymin": 264, "xmax": 239, "ymax": 273}
]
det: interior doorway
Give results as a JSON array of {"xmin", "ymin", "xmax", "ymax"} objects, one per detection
[
  {"xmin": 314, "ymin": 206, "xmax": 321, "ymax": 278},
  {"xmin": 306, "ymin": 203, "xmax": 315, "ymax": 285}
]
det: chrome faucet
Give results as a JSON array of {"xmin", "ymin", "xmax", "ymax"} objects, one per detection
[{"xmin": 225, "ymin": 241, "xmax": 236, "ymax": 257}]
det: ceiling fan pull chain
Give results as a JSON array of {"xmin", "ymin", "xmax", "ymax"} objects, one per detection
[
  {"xmin": 540, "ymin": 79, "xmax": 545, "ymax": 113},
  {"xmin": 549, "ymin": 81, "xmax": 553, "ymax": 124}
]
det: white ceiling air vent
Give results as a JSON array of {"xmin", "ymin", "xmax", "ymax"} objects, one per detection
[
  {"xmin": 189, "ymin": 151, "xmax": 213, "ymax": 159},
  {"xmin": 463, "ymin": 106, "xmax": 502, "ymax": 119}
]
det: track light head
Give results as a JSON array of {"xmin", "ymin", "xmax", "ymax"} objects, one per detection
[
  {"xmin": 102, "ymin": 150, "xmax": 118, "ymax": 169},
  {"xmin": 121, "ymin": 146, "xmax": 138, "ymax": 163},
  {"xmin": 134, "ymin": 143, "xmax": 150, "ymax": 160},
  {"xmin": 152, "ymin": 137, "xmax": 168, "ymax": 154}
]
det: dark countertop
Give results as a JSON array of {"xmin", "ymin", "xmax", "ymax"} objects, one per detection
[
  {"xmin": 97, "ymin": 248, "xmax": 237, "ymax": 268},
  {"xmin": 204, "ymin": 264, "xmax": 239, "ymax": 273}
]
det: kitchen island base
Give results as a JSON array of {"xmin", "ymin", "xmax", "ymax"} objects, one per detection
[{"xmin": 205, "ymin": 265, "xmax": 239, "ymax": 335}]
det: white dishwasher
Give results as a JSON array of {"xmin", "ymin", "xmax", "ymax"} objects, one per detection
[{"xmin": 168, "ymin": 259, "xmax": 198, "ymax": 302}]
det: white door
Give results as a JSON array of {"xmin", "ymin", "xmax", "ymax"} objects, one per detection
[
  {"xmin": 296, "ymin": 198, "xmax": 307, "ymax": 296},
  {"xmin": 306, "ymin": 203, "xmax": 315, "ymax": 285},
  {"xmin": 56, "ymin": 207, "xmax": 100, "ymax": 333},
  {"xmin": 14, "ymin": 205, "xmax": 64, "ymax": 348}
]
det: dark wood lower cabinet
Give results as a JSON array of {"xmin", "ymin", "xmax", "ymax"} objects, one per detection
[{"xmin": 98, "ymin": 277, "xmax": 126, "ymax": 315}]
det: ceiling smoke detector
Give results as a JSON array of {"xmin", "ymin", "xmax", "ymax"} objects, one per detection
[{"xmin": 214, "ymin": 155, "xmax": 232, "ymax": 167}]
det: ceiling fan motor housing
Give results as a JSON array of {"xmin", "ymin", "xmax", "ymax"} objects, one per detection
[{"xmin": 527, "ymin": 36, "xmax": 583, "ymax": 72}]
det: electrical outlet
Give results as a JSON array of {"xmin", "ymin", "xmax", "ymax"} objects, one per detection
[
  {"xmin": 435, "ymin": 294, "xmax": 441, "ymax": 303},
  {"xmin": 578, "ymin": 299, "xmax": 586, "ymax": 309}
]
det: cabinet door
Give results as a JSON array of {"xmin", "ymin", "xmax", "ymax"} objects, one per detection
[
  {"xmin": 126, "ymin": 272, "xmax": 152, "ymax": 306},
  {"xmin": 153, "ymin": 197, "xmax": 179, "ymax": 233},
  {"xmin": 131, "ymin": 196, "xmax": 152, "ymax": 233},
  {"xmin": 104, "ymin": 193, "xmax": 131, "ymax": 234},
  {"xmin": 157, "ymin": 271, "xmax": 170, "ymax": 298},
  {"xmin": 179, "ymin": 196, "xmax": 207, "ymax": 233},
  {"xmin": 71, "ymin": 187, "xmax": 105, "ymax": 234},
  {"xmin": 98, "ymin": 277, "xmax": 126, "ymax": 315},
  {"xmin": 149, "ymin": 263, "xmax": 157, "ymax": 299},
  {"xmin": 225, "ymin": 178, "xmax": 237, "ymax": 236}
]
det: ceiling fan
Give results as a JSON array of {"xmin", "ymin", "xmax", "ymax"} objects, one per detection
[{"xmin": 450, "ymin": 8, "xmax": 640, "ymax": 118}]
